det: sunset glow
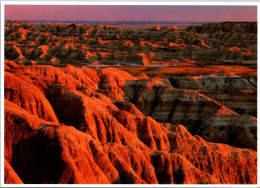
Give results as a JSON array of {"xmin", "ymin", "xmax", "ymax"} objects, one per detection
[
  {"xmin": 5, "ymin": 5, "xmax": 257, "ymax": 22},
  {"xmin": 3, "ymin": 3, "xmax": 257, "ymax": 185}
]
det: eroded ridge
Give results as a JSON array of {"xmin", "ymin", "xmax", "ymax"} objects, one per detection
[{"xmin": 4, "ymin": 61, "xmax": 257, "ymax": 184}]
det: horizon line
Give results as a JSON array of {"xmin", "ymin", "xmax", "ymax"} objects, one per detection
[{"xmin": 5, "ymin": 19, "xmax": 257, "ymax": 23}]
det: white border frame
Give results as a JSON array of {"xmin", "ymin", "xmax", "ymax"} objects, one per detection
[{"xmin": 1, "ymin": 1, "xmax": 259, "ymax": 187}]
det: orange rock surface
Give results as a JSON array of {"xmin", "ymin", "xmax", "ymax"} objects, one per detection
[{"xmin": 4, "ymin": 62, "xmax": 257, "ymax": 184}]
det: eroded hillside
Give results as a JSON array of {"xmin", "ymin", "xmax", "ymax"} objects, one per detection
[
  {"xmin": 4, "ymin": 21, "xmax": 257, "ymax": 184},
  {"xmin": 5, "ymin": 21, "xmax": 256, "ymax": 66}
]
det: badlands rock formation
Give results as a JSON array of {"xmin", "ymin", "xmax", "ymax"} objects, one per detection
[
  {"xmin": 4, "ymin": 21, "xmax": 257, "ymax": 184},
  {"xmin": 4, "ymin": 21, "xmax": 256, "ymax": 66},
  {"xmin": 4, "ymin": 61, "xmax": 257, "ymax": 184},
  {"xmin": 185, "ymin": 22, "xmax": 257, "ymax": 34}
]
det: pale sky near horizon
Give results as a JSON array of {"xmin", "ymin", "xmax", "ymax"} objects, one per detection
[{"xmin": 5, "ymin": 5, "xmax": 257, "ymax": 22}]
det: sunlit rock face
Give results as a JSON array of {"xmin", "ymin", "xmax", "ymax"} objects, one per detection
[
  {"xmin": 5, "ymin": 21, "xmax": 256, "ymax": 66},
  {"xmin": 4, "ymin": 21, "xmax": 257, "ymax": 184},
  {"xmin": 4, "ymin": 62, "xmax": 257, "ymax": 184}
]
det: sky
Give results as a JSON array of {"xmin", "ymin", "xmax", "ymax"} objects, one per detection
[{"xmin": 5, "ymin": 5, "xmax": 257, "ymax": 22}]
